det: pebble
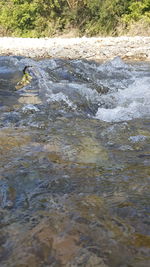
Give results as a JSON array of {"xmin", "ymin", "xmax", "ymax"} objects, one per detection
[{"xmin": 0, "ymin": 36, "xmax": 150, "ymax": 61}]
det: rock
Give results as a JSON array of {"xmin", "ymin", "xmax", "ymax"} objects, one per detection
[
  {"xmin": 77, "ymin": 136, "xmax": 108, "ymax": 164},
  {"xmin": 66, "ymin": 250, "xmax": 108, "ymax": 267}
]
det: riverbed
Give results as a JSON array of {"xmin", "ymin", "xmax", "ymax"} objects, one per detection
[{"xmin": 0, "ymin": 55, "xmax": 150, "ymax": 266}]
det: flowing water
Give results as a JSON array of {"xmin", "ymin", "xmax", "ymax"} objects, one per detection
[{"xmin": 0, "ymin": 56, "xmax": 150, "ymax": 267}]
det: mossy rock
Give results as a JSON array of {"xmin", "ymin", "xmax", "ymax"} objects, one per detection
[{"xmin": 15, "ymin": 73, "xmax": 32, "ymax": 90}]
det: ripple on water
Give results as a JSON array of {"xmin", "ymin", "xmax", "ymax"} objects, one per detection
[{"xmin": 0, "ymin": 56, "xmax": 150, "ymax": 266}]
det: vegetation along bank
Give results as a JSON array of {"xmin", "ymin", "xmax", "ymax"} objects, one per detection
[{"xmin": 0, "ymin": 0, "xmax": 150, "ymax": 37}]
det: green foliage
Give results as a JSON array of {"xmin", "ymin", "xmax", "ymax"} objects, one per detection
[
  {"xmin": 83, "ymin": 0, "xmax": 130, "ymax": 35},
  {"xmin": 0, "ymin": 0, "xmax": 68, "ymax": 36},
  {"xmin": 0, "ymin": 0, "xmax": 149, "ymax": 37},
  {"xmin": 123, "ymin": 0, "xmax": 150, "ymax": 23}
]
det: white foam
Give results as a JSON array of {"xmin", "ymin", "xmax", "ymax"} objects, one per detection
[
  {"xmin": 96, "ymin": 77, "xmax": 150, "ymax": 122},
  {"xmin": 129, "ymin": 135, "xmax": 147, "ymax": 143},
  {"xmin": 22, "ymin": 104, "xmax": 40, "ymax": 113}
]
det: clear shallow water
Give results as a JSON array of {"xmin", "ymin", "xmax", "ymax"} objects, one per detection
[{"xmin": 0, "ymin": 56, "xmax": 150, "ymax": 267}]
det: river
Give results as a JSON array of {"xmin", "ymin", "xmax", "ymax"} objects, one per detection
[{"xmin": 0, "ymin": 56, "xmax": 150, "ymax": 267}]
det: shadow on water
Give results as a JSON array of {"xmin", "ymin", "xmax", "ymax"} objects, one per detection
[{"xmin": 0, "ymin": 56, "xmax": 150, "ymax": 266}]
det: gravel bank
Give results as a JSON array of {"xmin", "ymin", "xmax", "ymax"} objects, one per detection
[{"xmin": 0, "ymin": 36, "xmax": 150, "ymax": 61}]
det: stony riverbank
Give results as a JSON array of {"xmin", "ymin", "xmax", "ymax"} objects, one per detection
[{"xmin": 0, "ymin": 36, "xmax": 150, "ymax": 61}]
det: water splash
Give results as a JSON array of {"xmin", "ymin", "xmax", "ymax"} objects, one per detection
[{"xmin": 96, "ymin": 77, "xmax": 150, "ymax": 122}]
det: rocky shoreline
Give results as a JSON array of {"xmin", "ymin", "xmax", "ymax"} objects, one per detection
[{"xmin": 0, "ymin": 36, "xmax": 150, "ymax": 61}]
